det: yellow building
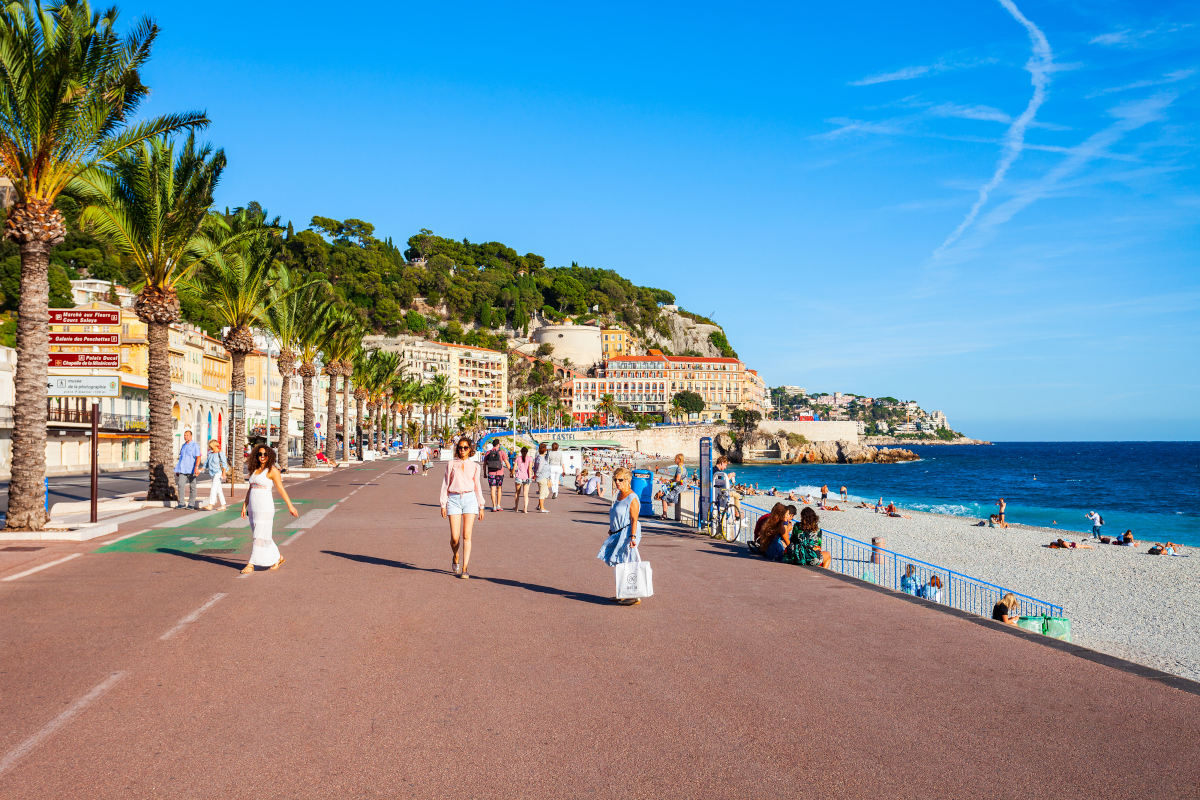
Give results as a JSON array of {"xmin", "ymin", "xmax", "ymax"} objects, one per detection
[
  {"xmin": 601, "ymin": 328, "xmax": 630, "ymax": 359},
  {"xmin": 169, "ymin": 324, "xmax": 230, "ymax": 450}
]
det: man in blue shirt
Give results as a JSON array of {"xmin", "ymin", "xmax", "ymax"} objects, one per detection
[{"xmin": 175, "ymin": 430, "xmax": 203, "ymax": 509}]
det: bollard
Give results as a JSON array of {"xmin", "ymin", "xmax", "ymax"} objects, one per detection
[{"xmin": 871, "ymin": 536, "xmax": 886, "ymax": 565}]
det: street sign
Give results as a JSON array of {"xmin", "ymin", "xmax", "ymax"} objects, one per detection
[
  {"xmin": 49, "ymin": 352, "xmax": 119, "ymax": 368},
  {"xmin": 48, "ymin": 309, "xmax": 120, "ymax": 326},
  {"xmin": 46, "ymin": 375, "xmax": 120, "ymax": 397},
  {"xmin": 49, "ymin": 333, "xmax": 120, "ymax": 346}
]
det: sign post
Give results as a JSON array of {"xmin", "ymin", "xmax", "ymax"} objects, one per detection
[
  {"xmin": 90, "ymin": 403, "xmax": 99, "ymax": 523},
  {"xmin": 698, "ymin": 436, "xmax": 712, "ymax": 527}
]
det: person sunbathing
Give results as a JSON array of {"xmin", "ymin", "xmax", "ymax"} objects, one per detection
[
  {"xmin": 1047, "ymin": 538, "xmax": 1093, "ymax": 549},
  {"xmin": 885, "ymin": 502, "xmax": 911, "ymax": 519},
  {"xmin": 1148, "ymin": 542, "xmax": 1185, "ymax": 556},
  {"xmin": 856, "ymin": 501, "xmax": 872, "ymax": 509}
]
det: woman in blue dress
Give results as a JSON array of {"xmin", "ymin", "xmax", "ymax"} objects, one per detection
[{"xmin": 597, "ymin": 467, "xmax": 643, "ymax": 605}]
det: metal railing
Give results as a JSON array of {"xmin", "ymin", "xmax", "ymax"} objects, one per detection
[{"xmin": 656, "ymin": 479, "xmax": 1063, "ymax": 621}]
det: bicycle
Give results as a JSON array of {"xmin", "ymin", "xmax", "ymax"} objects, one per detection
[{"xmin": 704, "ymin": 495, "xmax": 743, "ymax": 542}]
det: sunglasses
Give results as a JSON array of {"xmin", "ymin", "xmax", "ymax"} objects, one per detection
[
  {"xmin": 457, "ymin": 445, "xmax": 470, "ymax": 451},
  {"xmin": 256, "ymin": 453, "xmax": 269, "ymax": 458}
]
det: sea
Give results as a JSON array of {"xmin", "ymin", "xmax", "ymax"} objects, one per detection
[{"xmin": 728, "ymin": 442, "xmax": 1200, "ymax": 547}]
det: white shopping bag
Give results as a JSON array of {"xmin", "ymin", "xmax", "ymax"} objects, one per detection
[{"xmin": 615, "ymin": 550, "xmax": 653, "ymax": 599}]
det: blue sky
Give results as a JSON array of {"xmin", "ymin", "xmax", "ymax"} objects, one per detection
[{"xmin": 126, "ymin": 0, "xmax": 1198, "ymax": 440}]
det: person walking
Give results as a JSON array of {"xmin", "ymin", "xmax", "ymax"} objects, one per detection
[
  {"xmin": 174, "ymin": 430, "xmax": 202, "ymax": 510},
  {"xmin": 547, "ymin": 442, "xmax": 564, "ymax": 499},
  {"xmin": 440, "ymin": 436, "xmax": 485, "ymax": 578},
  {"xmin": 840, "ymin": 485, "xmax": 848, "ymax": 502},
  {"xmin": 483, "ymin": 440, "xmax": 509, "ymax": 512},
  {"xmin": 597, "ymin": 467, "xmax": 643, "ymax": 606},
  {"xmin": 533, "ymin": 442, "xmax": 552, "ymax": 513},
  {"xmin": 202, "ymin": 439, "xmax": 229, "ymax": 511},
  {"xmin": 511, "ymin": 445, "xmax": 533, "ymax": 513},
  {"xmin": 240, "ymin": 444, "xmax": 299, "ymax": 575},
  {"xmin": 1086, "ymin": 510, "xmax": 1103, "ymax": 540},
  {"xmin": 996, "ymin": 497, "xmax": 1007, "ymax": 526}
]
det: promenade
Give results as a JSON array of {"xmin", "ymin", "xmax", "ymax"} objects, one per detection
[{"xmin": 1, "ymin": 458, "xmax": 1197, "ymax": 799}]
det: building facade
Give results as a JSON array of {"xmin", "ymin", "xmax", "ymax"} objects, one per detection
[{"xmin": 600, "ymin": 328, "xmax": 631, "ymax": 360}]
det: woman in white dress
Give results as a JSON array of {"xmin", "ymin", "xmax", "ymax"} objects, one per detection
[{"xmin": 240, "ymin": 444, "xmax": 299, "ymax": 574}]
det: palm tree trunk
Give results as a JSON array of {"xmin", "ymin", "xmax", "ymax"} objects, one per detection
[
  {"xmin": 145, "ymin": 321, "xmax": 176, "ymax": 502},
  {"xmin": 341, "ymin": 373, "xmax": 352, "ymax": 461},
  {"xmin": 5, "ymin": 239, "xmax": 55, "ymax": 528},
  {"xmin": 229, "ymin": 350, "xmax": 249, "ymax": 471},
  {"xmin": 355, "ymin": 395, "xmax": 365, "ymax": 460},
  {"xmin": 302, "ymin": 371, "xmax": 316, "ymax": 468},
  {"xmin": 325, "ymin": 370, "xmax": 338, "ymax": 461},
  {"xmin": 275, "ymin": 351, "xmax": 295, "ymax": 468}
]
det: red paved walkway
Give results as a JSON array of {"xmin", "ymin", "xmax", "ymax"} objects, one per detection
[{"xmin": 1, "ymin": 459, "xmax": 1197, "ymax": 798}]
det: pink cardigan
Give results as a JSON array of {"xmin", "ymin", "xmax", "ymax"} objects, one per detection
[{"xmin": 439, "ymin": 458, "xmax": 485, "ymax": 510}]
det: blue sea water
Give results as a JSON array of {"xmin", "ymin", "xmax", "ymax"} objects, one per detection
[{"xmin": 729, "ymin": 442, "xmax": 1200, "ymax": 547}]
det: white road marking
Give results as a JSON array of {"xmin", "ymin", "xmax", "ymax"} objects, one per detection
[
  {"xmin": 1, "ymin": 553, "xmax": 82, "ymax": 583},
  {"xmin": 281, "ymin": 529, "xmax": 306, "ymax": 546},
  {"xmin": 0, "ymin": 671, "xmax": 127, "ymax": 776},
  {"xmin": 292, "ymin": 507, "xmax": 335, "ymax": 531},
  {"xmin": 219, "ymin": 517, "xmax": 250, "ymax": 529},
  {"xmin": 159, "ymin": 592, "xmax": 227, "ymax": 641}
]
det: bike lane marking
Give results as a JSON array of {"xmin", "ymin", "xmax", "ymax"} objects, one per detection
[
  {"xmin": 0, "ymin": 671, "xmax": 127, "ymax": 777},
  {"xmin": 1, "ymin": 553, "xmax": 81, "ymax": 583},
  {"xmin": 159, "ymin": 593, "xmax": 227, "ymax": 641}
]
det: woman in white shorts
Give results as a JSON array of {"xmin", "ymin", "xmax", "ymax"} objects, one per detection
[{"xmin": 440, "ymin": 436, "xmax": 485, "ymax": 579}]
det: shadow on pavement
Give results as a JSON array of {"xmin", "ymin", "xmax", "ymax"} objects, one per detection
[
  {"xmin": 476, "ymin": 575, "xmax": 613, "ymax": 605},
  {"xmin": 156, "ymin": 548, "xmax": 244, "ymax": 570},
  {"xmin": 321, "ymin": 550, "xmax": 434, "ymax": 573}
]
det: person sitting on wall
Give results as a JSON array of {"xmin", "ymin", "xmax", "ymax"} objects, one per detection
[
  {"xmin": 992, "ymin": 593, "xmax": 1021, "ymax": 626},
  {"xmin": 752, "ymin": 503, "xmax": 796, "ymax": 561}
]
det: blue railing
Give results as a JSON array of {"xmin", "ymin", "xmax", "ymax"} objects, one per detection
[{"xmin": 654, "ymin": 479, "xmax": 1064, "ymax": 622}]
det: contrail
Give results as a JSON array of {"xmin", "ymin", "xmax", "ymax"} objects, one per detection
[{"xmin": 933, "ymin": 0, "xmax": 1053, "ymax": 258}]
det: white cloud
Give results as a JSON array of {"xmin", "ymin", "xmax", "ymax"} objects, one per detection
[
  {"xmin": 1089, "ymin": 68, "xmax": 1197, "ymax": 97},
  {"xmin": 811, "ymin": 117, "xmax": 906, "ymax": 140},
  {"xmin": 929, "ymin": 103, "xmax": 1013, "ymax": 123},
  {"xmin": 1089, "ymin": 22, "xmax": 1194, "ymax": 48},
  {"xmin": 933, "ymin": 0, "xmax": 1054, "ymax": 259},
  {"xmin": 850, "ymin": 65, "xmax": 935, "ymax": 86}
]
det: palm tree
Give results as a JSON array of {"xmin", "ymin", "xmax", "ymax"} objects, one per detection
[
  {"xmin": 262, "ymin": 267, "xmax": 307, "ymax": 459},
  {"xmin": 669, "ymin": 397, "xmax": 685, "ymax": 424},
  {"xmin": 340, "ymin": 343, "xmax": 361, "ymax": 458},
  {"xmin": 395, "ymin": 378, "xmax": 422, "ymax": 447},
  {"xmin": 193, "ymin": 207, "xmax": 282, "ymax": 469},
  {"xmin": 351, "ymin": 349, "xmax": 373, "ymax": 457},
  {"xmin": 294, "ymin": 293, "xmax": 336, "ymax": 468},
  {"xmin": 598, "ymin": 393, "xmax": 621, "ymax": 426},
  {"xmin": 0, "ymin": 0, "xmax": 207, "ymax": 526},
  {"xmin": 404, "ymin": 420, "xmax": 420, "ymax": 447},
  {"xmin": 320, "ymin": 308, "xmax": 363, "ymax": 461},
  {"xmin": 76, "ymin": 135, "xmax": 223, "ymax": 503},
  {"xmin": 419, "ymin": 382, "xmax": 440, "ymax": 441}
]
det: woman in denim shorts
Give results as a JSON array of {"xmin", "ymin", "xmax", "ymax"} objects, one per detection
[{"xmin": 440, "ymin": 436, "xmax": 485, "ymax": 579}]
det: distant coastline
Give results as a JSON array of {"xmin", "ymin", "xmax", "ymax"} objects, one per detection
[{"xmin": 862, "ymin": 436, "xmax": 990, "ymax": 446}]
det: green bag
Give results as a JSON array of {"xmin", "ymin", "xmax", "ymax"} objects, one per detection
[
  {"xmin": 1042, "ymin": 617, "xmax": 1072, "ymax": 642},
  {"xmin": 1016, "ymin": 616, "xmax": 1044, "ymax": 634}
]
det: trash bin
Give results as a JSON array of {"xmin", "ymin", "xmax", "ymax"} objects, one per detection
[{"xmin": 631, "ymin": 469, "xmax": 655, "ymax": 518}]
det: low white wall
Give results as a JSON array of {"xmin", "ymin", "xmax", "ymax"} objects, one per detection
[{"xmin": 759, "ymin": 421, "xmax": 859, "ymax": 441}]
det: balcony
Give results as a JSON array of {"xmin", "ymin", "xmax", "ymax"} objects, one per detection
[{"xmin": 48, "ymin": 406, "xmax": 150, "ymax": 432}]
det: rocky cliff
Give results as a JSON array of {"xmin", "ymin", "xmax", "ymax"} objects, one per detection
[
  {"xmin": 645, "ymin": 308, "xmax": 726, "ymax": 358},
  {"xmin": 716, "ymin": 431, "xmax": 919, "ymax": 465}
]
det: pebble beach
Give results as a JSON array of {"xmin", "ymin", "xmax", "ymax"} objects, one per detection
[{"xmin": 766, "ymin": 501, "xmax": 1200, "ymax": 681}]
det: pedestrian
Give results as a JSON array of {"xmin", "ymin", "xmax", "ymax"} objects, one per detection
[
  {"xmin": 202, "ymin": 439, "xmax": 229, "ymax": 511},
  {"xmin": 547, "ymin": 441, "xmax": 564, "ymax": 499},
  {"xmin": 440, "ymin": 436, "xmax": 485, "ymax": 579},
  {"xmin": 597, "ymin": 467, "xmax": 643, "ymax": 606},
  {"xmin": 483, "ymin": 440, "xmax": 509, "ymax": 512},
  {"xmin": 174, "ymin": 429, "xmax": 202, "ymax": 510},
  {"xmin": 654, "ymin": 453, "xmax": 687, "ymax": 519},
  {"xmin": 996, "ymin": 497, "xmax": 1007, "ymax": 526},
  {"xmin": 418, "ymin": 443, "xmax": 431, "ymax": 474},
  {"xmin": 533, "ymin": 442, "xmax": 552, "ymax": 513},
  {"xmin": 820, "ymin": 484, "xmax": 829, "ymax": 507},
  {"xmin": 840, "ymin": 485, "xmax": 848, "ymax": 502},
  {"xmin": 511, "ymin": 445, "xmax": 533, "ymax": 513},
  {"xmin": 240, "ymin": 444, "xmax": 299, "ymax": 575},
  {"xmin": 1086, "ymin": 510, "xmax": 1104, "ymax": 540}
]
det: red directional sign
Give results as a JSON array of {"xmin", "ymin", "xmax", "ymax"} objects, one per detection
[
  {"xmin": 48, "ymin": 352, "xmax": 119, "ymax": 368},
  {"xmin": 48, "ymin": 309, "xmax": 120, "ymax": 326},
  {"xmin": 48, "ymin": 333, "xmax": 120, "ymax": 345}
]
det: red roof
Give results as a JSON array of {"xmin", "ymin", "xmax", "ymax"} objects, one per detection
[
  {"xmin": 608, "ymin": 355, "xmax": 669, "ymax": 363},
  {"xmin": 665, "ymin": 355, "xmax": 740, "ymax": 364}
]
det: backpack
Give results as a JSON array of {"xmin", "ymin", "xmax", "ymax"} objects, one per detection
[
  {"xmin": 1097, "ymin": 515, "xmax": 1104, "ymax": 526},
  {"xmin": 484, "ymin": 449, "xmax": 503, "ymax": 470}
]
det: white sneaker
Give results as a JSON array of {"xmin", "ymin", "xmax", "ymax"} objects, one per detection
[{"xmin": 538, "ymin": 508, "xmax": 550, "ymax": 513}]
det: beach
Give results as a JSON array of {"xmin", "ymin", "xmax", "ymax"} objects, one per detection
[{"xmin": 737, "ymin": 497, "xmax": 1200, "ymax": 681}]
